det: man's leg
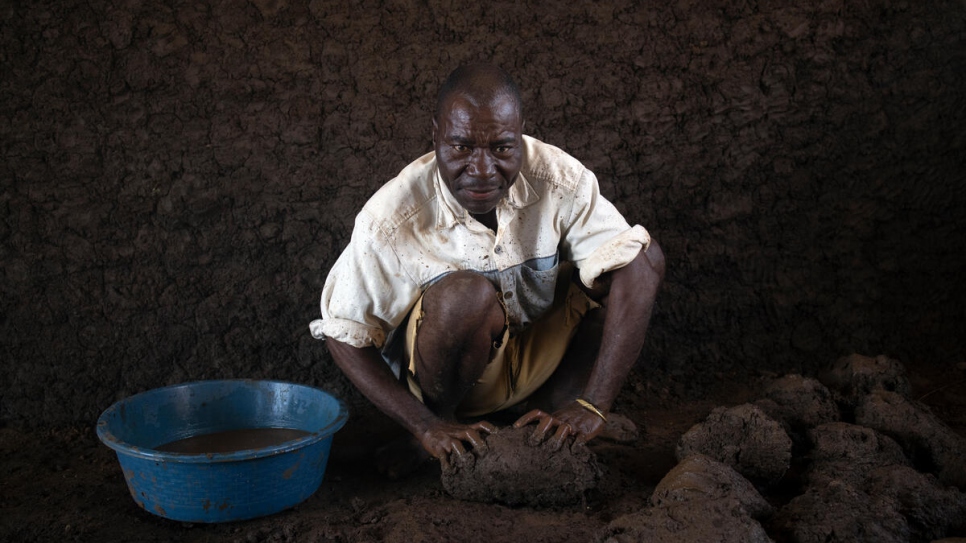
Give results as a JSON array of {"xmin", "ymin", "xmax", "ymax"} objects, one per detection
[
  {"xmin": 523, "ymin": 302, "xmax": 640, "ymax": 440},
  {"xmin": 376, "ymin": 271, "xmax": 505, "ymax": 478},
  {"xmin": 518, "ymin": 241, "xmax": 664, "ymax": 442},
  {"xmin": 412, "ymin": 271, "xmax": 507, "ymax": 420},
  {"xmin": 524, "ymin": 305, "xmax": 606, "ymax": 413}
]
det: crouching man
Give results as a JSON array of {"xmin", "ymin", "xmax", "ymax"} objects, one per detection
[{"xmin": 310, "ymin": 63, "xmax": 664, "ymax": 476}]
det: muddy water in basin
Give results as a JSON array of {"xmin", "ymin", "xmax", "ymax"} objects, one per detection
[{"xmin": 155, "ymin": 428, "xmax": 312, "ymax": 454}]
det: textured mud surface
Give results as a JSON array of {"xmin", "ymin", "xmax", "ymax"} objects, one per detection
[
  {"xmin": 676, "ymin": 403, "xmax": 793, "ymax": 484},
  {"xmin": 756, "ymin": 375, "xmax": 840, "ymax": 432},
  {"xmin": 441, "ymin": 425, "xmax": 602, "ymax": 507},
  {"xmin": 3, "ymin": 0, "xmax": 966, "ymax": 541},
  {"xmin": 597, "ymin": 454, "xmax": 775, "ymax": 543},
  {"xmin": 3, "ymin": 0, "xmax": 966, "ymax": 428},
  {"xmin": 654, "ymin": 356, "xmax": 966, "ymax": 543},
  {"xmin": 2, "ymin": 358, "xmax": 964, "ymax": 542},
  {"xmin": 857, "ymin": 390, "xmax": 966, "ymax": 489}
]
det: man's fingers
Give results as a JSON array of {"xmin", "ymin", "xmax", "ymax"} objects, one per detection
[
  {"xmin": 462, "ymin": 429, "xmax": 488, "ymax": 452},
  {"xmin": 549, "ymin": 423, "xmax": 573, "ymax": 452},
  {"xmin": 526, "ymin": 416, "xmax": 550, "ymax": 445},
  {"xmin": 440, "ymin": 449, "xmax": 451, "ymax": 469},
  {"xmin": 512, "ymin": 413, "xmax": 534, "ymax": 428},
  {"xmin": 537, "ymin": 414, "xmax": 555, "ymax": 437},
  {"xmin": 473, "ymin": 421, "xmax": 497, "ymax": 434},
  {"xmin": 513, "ymin": 409, "xmax": 548, "ymax": 428},
  {"xmin": 525, "ymin": 412, "xmax": 562, "ymax": 446}
]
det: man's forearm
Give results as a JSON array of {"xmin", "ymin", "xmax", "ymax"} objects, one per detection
[
  {"xmin": 581, "ymin": 241, "xmax": 665, "ymax": 412},
  {"xmin": 325, "ymin": 338, "xmax": 438, "ymax": 437}
]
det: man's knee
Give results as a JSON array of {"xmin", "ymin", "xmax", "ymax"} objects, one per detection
[
  {"xmin": 422, "ymin": 271, "xmax": 504, "ymax": 333},
  {"xmin": 644, "ymin": 239, "xmax": 666, "ymax": 282}
]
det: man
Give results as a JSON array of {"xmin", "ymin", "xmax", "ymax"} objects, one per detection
[{"xmin": 310, "ymin": 63, "xmax": 664, "ymax": 475}]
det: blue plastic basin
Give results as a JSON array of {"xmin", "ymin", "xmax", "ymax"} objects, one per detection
[{"xmin": 96, "ymin": 380, "xmax": 348, "ymax": 523}]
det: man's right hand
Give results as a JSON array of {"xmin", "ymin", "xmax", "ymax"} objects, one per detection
[{"xmin": 417, "ymin": 419, "xmax": 496, "ymax": 464}]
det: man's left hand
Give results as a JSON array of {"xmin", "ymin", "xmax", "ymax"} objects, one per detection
[{"xmin": 512, "ymin": 402, "xmax": 606, "ymax": 450}]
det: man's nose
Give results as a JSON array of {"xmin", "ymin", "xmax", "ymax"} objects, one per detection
[{"xmin": 466, "ymin": 149, "xmax": 495, "ymax": 179}]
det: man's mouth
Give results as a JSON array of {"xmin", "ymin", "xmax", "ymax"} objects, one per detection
[{"xmin": 463, "ymin": 186, "xmax": 499, "ymax": 201}]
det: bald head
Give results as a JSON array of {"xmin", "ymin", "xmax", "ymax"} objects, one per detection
[{"xmin": 434, "ymin": 64, "xmax": 523, "ymax": 122}]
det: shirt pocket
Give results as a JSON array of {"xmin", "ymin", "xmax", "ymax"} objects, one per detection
[{"xmin": 507, "ymin": 253, "xmax": 560, "ymax": 326}]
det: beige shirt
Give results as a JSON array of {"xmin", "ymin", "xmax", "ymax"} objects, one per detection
[{"xmin": 310, "ymin": 135, "xmax": 650, "ymax": 360}]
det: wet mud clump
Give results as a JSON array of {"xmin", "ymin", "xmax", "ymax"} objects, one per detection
[
  {"xmin": 754, "ymin": 374, "xmax": 840, "ymax": 454},
  {"xmin": 602, "ymin": 354, "xmax": 966, "ymax": 543},
  {"xmin": 867, "ymin": 465, "xmax": 966, "ymax": 541},
  {"xmin": 770, "ymin": 479, "xmax": 913, "ymax": 543},
  {"xmin": 805, "ymin": 422, "xmax": 909, "ymax": 487},
  {"xmin": 767, "ymin": 355, "xmax": 966, "ymax": 543},
  {"xmin": 856, "ymin": 390, "xmax": 966, "ymax": 489},
  {"xmin": 755, "ymin": 375, "xmax": 839, "ymax": 433},
  {"xmin": 675, "ymin": 403, "xmax": 793, "ymax": 484},
  {"xmin": 599, "ymin": 454, "xmax": 773, "ymax": 543},
  {"xmin": 650, "ymin": 454, "xmax": 774, "ymax": 518},
  {"xmin": 771, "ymin": 462, "xmax": 966, "ymax": 543},
  {"xmin": 819, "ymin": 354, "xmax": 912, "ymax": 412},
  {"xmin": 440, "ymin": 425, "xmax": 602, "ymax": 507}
]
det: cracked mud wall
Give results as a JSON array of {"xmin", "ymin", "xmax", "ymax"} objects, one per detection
[{"xmin": 2, "ymin": 0, "xmax": 964, "ymax": 427}]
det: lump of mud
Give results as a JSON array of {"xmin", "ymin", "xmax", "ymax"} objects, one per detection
[
  {"xmin": 800, "ymin": 424, "xmax": 966, "ymax": 541},
  {"xmin": 597, "ymin": 453, "xmax": 775, "ymax": 542},
  {"xmin": 440, "ymin": 425, "xmax": 602, "ymax": 507},
  {"xmin": 818, "ymin": 353, "xmax": 911, "ymax": 407},
  {"xmin": 598, "ymin": 499, "xmax": 774, "ymax": 543},
  {"xmin": 676, "ymin": 403, "xmax": 792, "ymax": 484},
  {"xmin": 650, "ymin": 453, "xmax": 773, "ymax": 518},
  {"xmin": 769, "ymin": 480, "xmax": 910, "ymax": 543},
  {"xmin": 855, "ymin": 390, "xmax": 966, "ymax": 489},
  {"xmin": 806, "ymin": 422, "xmax": 909, "ymax": 487},
  {"xmin": 865, "ymin": 464, "xmax": 966, "ymax": 541},
  {"xmin": 755, "ymin": 374, "xmax": 839, "ymax": 431}
]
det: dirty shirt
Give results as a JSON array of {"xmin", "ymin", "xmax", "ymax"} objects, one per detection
[{"xmin": 310, "ymin": 135, "xmax": 650, "ymax": 376}]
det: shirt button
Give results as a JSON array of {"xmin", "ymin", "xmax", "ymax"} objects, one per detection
[
  {"xmin": 503, "ymin": 291, "xmax": 514, "ymax": 299},
  {"xmin": 494, "ymin": 246, "xmax": 503, "ymax": 254}
]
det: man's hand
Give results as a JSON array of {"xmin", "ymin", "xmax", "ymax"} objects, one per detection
[
  {"xmin": 513, "ymin": 402, "xmax": 606, "ymax": 450},
  {"xmin": 417, "ymin": 419, "xmax": 496, "ymax": 464}
]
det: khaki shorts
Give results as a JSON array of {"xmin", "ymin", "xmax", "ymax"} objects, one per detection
[{"xmin": 404, "ymin": 273, "xmax": 599, "ymax": 417}]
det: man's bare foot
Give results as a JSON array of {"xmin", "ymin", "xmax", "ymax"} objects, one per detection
[
  {"xmin": 374, "ymin": 434, "xmax": 431, "ymax": 480},
  {"xmin": 598, "ymin": 413, "xmax": 641, "ymax": 444}
]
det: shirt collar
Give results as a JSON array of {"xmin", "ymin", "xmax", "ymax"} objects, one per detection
[{"xmin": 434, "ymin": 161, "xmax": 540, "ymax": 230}]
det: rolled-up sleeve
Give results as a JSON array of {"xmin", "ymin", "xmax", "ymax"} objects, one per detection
[
  {"xmin": 311, "ymin": 210, "xmax": 421, "ymax": 349},
  {"xmin": 562, "ymin": 169, "xmax": 651, "ymax": 288}
]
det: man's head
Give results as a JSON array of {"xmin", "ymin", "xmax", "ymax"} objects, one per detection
[{"xmin": 433, "ymin": 64, "xmax": 524, "ymax": 218}]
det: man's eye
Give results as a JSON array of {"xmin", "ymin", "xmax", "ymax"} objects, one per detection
[
  {"xmin": 453, "ymin": 144, "xmax": 468, "ymax": 152},
  {"xmin": 495, "ymin": 146, "xmax": 511, "ymax": 153}
]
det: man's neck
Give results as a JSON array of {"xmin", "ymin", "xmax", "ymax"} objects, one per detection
[{"xmin": 471, "ymin": 210, "xmax": 498, "ymax": 232}]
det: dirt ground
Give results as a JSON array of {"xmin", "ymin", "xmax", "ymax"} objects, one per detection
[
  {"xmin": 2, "ymin": 364, "xmax": 964, "ymax": 542},
  {"xmin": 0, "ymin": 370, "xmax": 713, "ymax": 543}
]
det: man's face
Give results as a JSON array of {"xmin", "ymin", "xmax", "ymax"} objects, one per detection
[{"xmin": 433, "ymin": 93, "xmax": 524, "ymax": 216}]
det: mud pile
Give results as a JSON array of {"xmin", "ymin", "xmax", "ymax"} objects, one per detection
[
  {"xmin": 599, "ymin": 354, "xmax": 966, "ymax": 543},
  {"xmin": 440, "ymin": 424, "xmax": 603, "ymax": 507},
  {"xmin": 602, "ymin": 454, "xmax": 775, "ymax": 543}
]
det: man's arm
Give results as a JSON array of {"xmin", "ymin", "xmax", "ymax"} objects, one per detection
[
  {"xmin": 516, "ymin": 239, "xmax": 665, "ymax": 444},
  {"xmin": 325, "ymin": 338, "xmax": 494, "ymax": 459},
  {"xmin": 578, "ymin": 238, "xmax": 665, "ymax": 424}
]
